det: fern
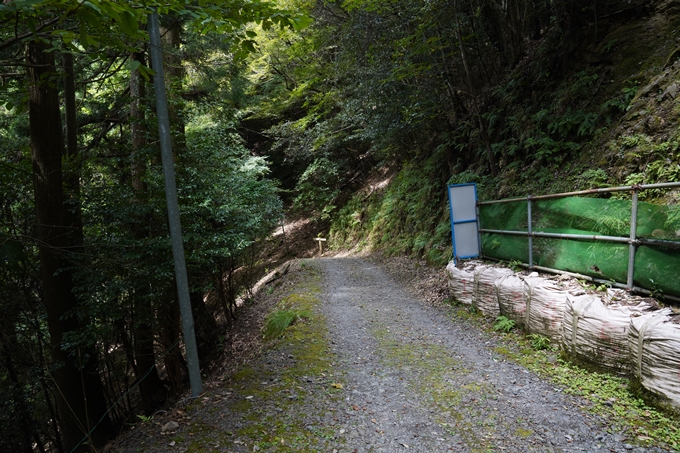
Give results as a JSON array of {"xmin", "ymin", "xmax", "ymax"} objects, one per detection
[
  {"xmin": 494, "ymin": 316, "xmax": 517, "ymax": 333},
  {"xmin": 528, "ymin": 334, "xmax": 551, "ymax": 351}
]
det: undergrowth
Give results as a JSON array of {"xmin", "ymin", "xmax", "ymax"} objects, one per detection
[
  {"xmin": 263, "ymin": 309, "xmax": 311, "ymax": 339},
  {"xmin": 329, "ymin": 149, "xmax": 455, "ymax": 265},
  {"xmin": 493, "ymin": 316, "xmax": 516, "ymax": 333},
  {"xmin": 449, "ymin": 305, "xmax": 680, "ymax": 451}
]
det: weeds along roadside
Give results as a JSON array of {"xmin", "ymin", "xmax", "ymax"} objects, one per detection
[
  {"xmin": 469, "ymin": 305, "xmax": 680, "ymax": 451},
  {"xmin": 157, "ymin": 260, "xmax": 344, "ymax": 452},
  {"xmin": 230, "ymin": 260, "xmax": 344, "ymax": 452}
]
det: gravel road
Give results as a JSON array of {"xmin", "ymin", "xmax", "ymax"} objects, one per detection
[
  {"xmin": 111, "ymin": 256, "xmax": 672, "ymax": 453},
  {"xmin": 318, "ymin": 257, "xmax": 667, "ymax": 453}
]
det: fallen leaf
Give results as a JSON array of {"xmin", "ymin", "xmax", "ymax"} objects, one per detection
[{"xmin": 331, "ymin": 383, "xmax": 343, "ymax": 389}]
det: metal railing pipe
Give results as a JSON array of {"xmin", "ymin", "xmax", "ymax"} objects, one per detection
[
  {"xmin": 477, "ymin": 181, "xmax": 680, "ymax": 205},
  {"xmin": 627, "ymin": 189, "xmax": 639, "ymax": 290},
  {"xmin": 479, "ymin": 229, "xmax": 633, "ymax": 244},
  {"xmin": 638, "ymin": 237, "xmax": 680, "ymax": 249},
  {"xmin": 527, "ymin": 196, "xmax": 533, "ymax": 268}
]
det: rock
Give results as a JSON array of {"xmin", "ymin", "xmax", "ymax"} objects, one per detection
[
  {"xmin": 663, "ymin": 83, "xmax": 679, "ymax": 100},
  {"xmin": 161, "ymin": 421, "xmax": 179, "ymax": 432}
]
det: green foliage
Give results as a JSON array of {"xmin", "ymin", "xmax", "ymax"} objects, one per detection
[
  {"xmin": 263, "ymin": 309, "xmax": 310, "ymax": 339},
  {"xmin": 577, "ymin": 168, "xmax": 609, "ymax": 188},
  {"xmin": 602, "ymin": 85, "xmax": 637, "ymax": 119},
  {"xmin": 611, "ymin": 134, "xmax": 680, "ymax": 199},
  {"xmin": 330, "ymin": 150, "xmax": 453, "ymax": 264},
  {"xmin": 293, "ymin": 157, "xmax": 341, "ymax": 219},
  {"xmin": 527, "ymin": 334, "xmax": 551, "ymax": 351},
  {"xmin": 493, "ymin": 316, "xmax": 516, "ymax": 333},
  {"xmin": 0, "ymin": 1, "xmax": 303, "ymax": 448}
]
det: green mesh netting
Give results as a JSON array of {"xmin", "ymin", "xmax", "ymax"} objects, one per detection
[{"xmin": 479, "ymin": 196, "xmax": 680, "ymax": 297}]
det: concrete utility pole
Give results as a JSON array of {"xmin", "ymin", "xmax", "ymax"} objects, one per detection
[{"xmin": 148, "ymin": 10, "xmax": 203, "ymax": 397}]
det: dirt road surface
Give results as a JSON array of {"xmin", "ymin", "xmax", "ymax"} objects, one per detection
[{"xmin": 111, "ymin": 257, "xmax": 671, "ymax": 453}]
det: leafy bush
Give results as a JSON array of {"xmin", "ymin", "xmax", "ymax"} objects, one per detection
[
  {"xmin": 293, "ymin": 157, "xmax": 341, "ymax": 219},
  {"xmin": 528, "ymin": 334, "xmax": 551, "ymax": 351},
  {"xmin": 494, "ymin": 316, "xmax": 517, "ymax": 333}
]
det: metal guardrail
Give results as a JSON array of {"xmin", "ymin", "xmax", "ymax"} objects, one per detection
[{"xmin": 478, "ymin": 182, "xmax": 680, "ymax": 302}]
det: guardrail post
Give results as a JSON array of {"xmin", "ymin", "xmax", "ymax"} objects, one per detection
[
  {"xmin": 476, "ymin": 201, "xmax": 482, "ymax": 264},
  {"xmin": 527, "ymin": 196, "xmax": 533, "ymax": 269},
  {"xmin": 626, "ymin": 187, "xmax": 640, "ymax": 291}
]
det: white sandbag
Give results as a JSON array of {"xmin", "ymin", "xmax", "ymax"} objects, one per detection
[
  {"xmin": 472, "ymin": 266, "xmax": 513, "ymax": 317},
  {"xmin": 563, "ymin": 295, "xmax": 652, "ymax": 374},
  {"xmin": 446, "ymin": 261, "xmax": 474, "ymax": 305},
  {"xmin": 495, "ymin": 274, "xmax": 528, "ymax": 328},
  {"xmin": 629, "ymin": 310, "xmax": 680, "ymax": 410},
  {"xmin": 524, "ymin": 275, "xmax": 568, "ymax": 344}
]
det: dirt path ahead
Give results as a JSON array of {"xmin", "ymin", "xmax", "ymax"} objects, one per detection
[
  {"xmin": 319, "ymin": 257, "xmax": 656, "ymax": 453},
  {"xmin": 112, "ymin": 257, "xmax": 669, "ymax": 453}
]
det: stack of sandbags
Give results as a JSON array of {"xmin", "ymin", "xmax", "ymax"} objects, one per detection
[
  {"xmin": 629, "ymin": 309, "xmax": 680, "ymax": 410},
  {"xmin": 446, "ymin": 261, "xmax": 474, "ymax": 305},
  {"xmin": 495, "ymin": 273, "xmax": 528, "ymax": 329},
  {"xmin": 472, "ymin": 266, "xmax": 513, "ymax": 317},
  {"xmin": 524, "ymin": 275, "xmax": 568, "ymax": 344},
  {"xmin": 562, "ymin": 295, "xmax": 652, "ymax": 374}
]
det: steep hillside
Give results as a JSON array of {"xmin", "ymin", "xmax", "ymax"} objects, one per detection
[{"xmin": 323, "ymin": 1, "xmax": 680, "ymax": 263}]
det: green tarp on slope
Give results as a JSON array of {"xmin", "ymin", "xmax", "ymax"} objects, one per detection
[{"xmin": 479, "ymin": 197, "xmax": 680, "ymax": 296}]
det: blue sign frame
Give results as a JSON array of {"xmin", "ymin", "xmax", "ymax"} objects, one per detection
[{"xmin": 447, "ymin": 183, "xmax": 481, "ymax": 264}]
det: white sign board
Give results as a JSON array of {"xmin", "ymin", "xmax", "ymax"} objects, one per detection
[{"xmin": 448, "ymin": 183, "xmax": 480, "ymax": 262}]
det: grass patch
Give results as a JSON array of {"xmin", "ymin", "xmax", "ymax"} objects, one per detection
[
  {"xmin": 263, "ymin": 309, "xmax": 311, "ymax": 339},
  {"xmin": 230, "ymin": 262, "xmax": 343, "ymax": 452},
  {"xmin": 369, "ymin": 321, "xmax": 507, "ymax": 452},
  {"xmin": 481, "ymin": 316, "xmax": 680, "ymax": 451}
]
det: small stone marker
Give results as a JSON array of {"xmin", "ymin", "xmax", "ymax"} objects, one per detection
[{"xmin": 314, "ymin": 237, "xmax": 327, "ymax": 254}]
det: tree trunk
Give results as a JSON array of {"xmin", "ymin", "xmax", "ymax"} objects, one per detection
[
  {"xmin": 28, "ymin": 40, "xmax": 113, "ymax": 452},
  {"xmin": 452, "ymin": 1, "xmax": 497, "ymax": 176},
  {"xmin": 130, "ymin": 49, "xmax": 167, "ymax": 412},
  {"xmin": 160, "ymin": 292, "xmax": 185, "ymax": 394},
  {"xmin": 161, "ymin": 18, "xmax": 186, "ymax": 159}
]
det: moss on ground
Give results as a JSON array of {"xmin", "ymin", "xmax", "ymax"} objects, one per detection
[
  {"xmin": 369, "ymin": 320, "xmax": 505, "ymax": 452},
  {"xmin": 179, "ymin": 261, "xmax": 345, "ymax": 452},
  {"xmin": 453, "ymin": 302, "xmax": 680, "ymax": 451}
]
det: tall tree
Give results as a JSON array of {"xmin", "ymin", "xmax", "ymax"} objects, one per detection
[
  {"xmin": 129, "ymin": 48, "xmax": 168, "ymax": 410},
  {"xmin": 28, "ymin": 39, "xmax": 113, "ymax": 452}
]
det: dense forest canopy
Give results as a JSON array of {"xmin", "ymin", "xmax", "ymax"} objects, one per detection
[{"xmin": 1, "ymin": 0, "xmax": 678, "ymax": 451}]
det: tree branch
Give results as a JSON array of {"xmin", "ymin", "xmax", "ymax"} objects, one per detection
[{"xmin": 0, "ymin": 16, "xmax": 61, "ymax": 52}]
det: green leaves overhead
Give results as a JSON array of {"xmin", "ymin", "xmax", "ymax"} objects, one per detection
[{"xmin": 0, "ymin": 0, "xmax": 310, "ymax": 57}]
